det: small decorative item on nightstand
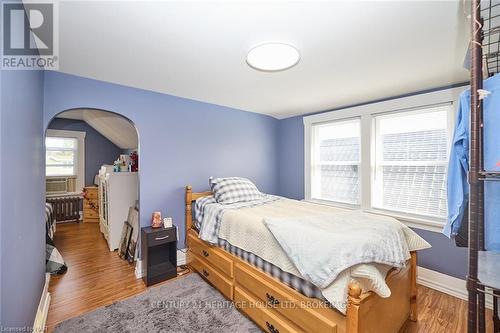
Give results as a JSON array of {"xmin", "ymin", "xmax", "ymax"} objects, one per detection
[
  {"xmin": 141, "ymin": 225, "xmax": 177, "ymax": 286},
  {"xmin": 151, "ymin": 211, "xmax": 162, "ymax": 228},
  {"xmin": 163, "ymin": 217, "xmax": 173, "ymax": 228}
]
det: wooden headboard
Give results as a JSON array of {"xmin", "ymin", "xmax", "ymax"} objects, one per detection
[{"xmin": 185, "ymin": 185, "xmax": 212, "ymax": 243}]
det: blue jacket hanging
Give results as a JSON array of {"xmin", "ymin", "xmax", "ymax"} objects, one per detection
[
  {"xmin": 443, "ymin": 89, "xmax": 470, "ymax": 238},
  {"xmin": 444, "ymin": 74, "xmax": 500, "ymax": 252}
]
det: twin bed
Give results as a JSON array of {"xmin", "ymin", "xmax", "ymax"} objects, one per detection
[{"xmin": 185, "ymin": 178, "xmax": 429, "ymax": 333}]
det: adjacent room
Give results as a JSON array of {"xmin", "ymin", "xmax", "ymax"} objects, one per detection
[
  {"xmin": 0, "ymin": 1, "xmax": 499, "ymax": 333},
  {"xmin": 43, "ymin": 109, "xmax": 140, "ymax": 327}
]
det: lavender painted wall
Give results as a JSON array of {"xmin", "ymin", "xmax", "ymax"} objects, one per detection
[
  {"xmin": 48, "ymin": 118, "xmax": 124, "ymax": 186},
  {"xmin": 43, "ymin": 72, "xmax": 279, "ymax": 248},
  {"xmin": 278, "ymin": 116, "xmax": 304, "ymax": 200},
  {"xmin": 412, "ymin": 229, "xmax": 467, "ymax": 278},
  {"xmin": 0, "ymin": 70, "xmax": 45, "ymax": 327},
  {"xmin": 276, "ymin": 89, "xmax": 469, "ymax": 279}
]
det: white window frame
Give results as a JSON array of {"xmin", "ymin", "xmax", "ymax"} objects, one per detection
[
  {"xmin": 310, "ymin": 117, "xmax": 362, "ymax": 207},
  {"xmin": 304, "ymin": 87, "xmax": 463, "ymax": 232},
  {"xmin": 46, "ymin": 129, "xmax": 86, "ymax": 192}
]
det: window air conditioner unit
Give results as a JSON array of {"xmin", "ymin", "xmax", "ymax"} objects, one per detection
[{"xmin": 46, "ymin": 177, "xmax": 68, "ymax": 194}]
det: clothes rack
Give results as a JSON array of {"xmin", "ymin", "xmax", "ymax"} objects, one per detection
[{"xmin": 468, "ymin": 1, "xmax": 500, "ymax": 332}]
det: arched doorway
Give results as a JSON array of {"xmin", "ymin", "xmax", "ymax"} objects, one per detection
[{"xmin": 44, "ymin": 108, "xmax": 144, "ymax": 329}]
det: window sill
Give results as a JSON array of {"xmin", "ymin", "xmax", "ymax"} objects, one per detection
[
  {"xmin": 303, "ymin": 199, "xmax": 445, "ymax": 233},
  {"xmin": 367, "ymin": 208, "xmax": 445, "ymax": 233},
  {"xmin": 306, "ymin": 198, "xmax": 360, "ymax": 210},
  {"xmin": 46, "ymin": 192, "xmax": 83, "ymax": 198}
]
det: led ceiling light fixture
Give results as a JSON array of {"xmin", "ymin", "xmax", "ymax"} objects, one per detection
[{"xmin": 246, "ymin": 43, "xmax": 300, "ymax": 72}]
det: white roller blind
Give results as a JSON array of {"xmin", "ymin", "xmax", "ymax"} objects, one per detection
[
  {"xmin": 311, "ymin": 118, "xmax": 361, "ymax": 205},
  {"xmin": 372, "ymin": 105, "xmax": 451, "ymax": 218}
]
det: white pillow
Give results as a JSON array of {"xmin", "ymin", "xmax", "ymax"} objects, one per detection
[{"xmin": 209, "ymin": 177, "xmax": 263, "ymax": 204}]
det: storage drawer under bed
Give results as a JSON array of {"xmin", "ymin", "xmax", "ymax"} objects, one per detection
[
  {"xmin": 188, "ymin": 233, "xmax": 233, "ymax": 278},
  {"xmin": 190, "ymin": 252, "xmax": 233, "ymax": 300},
  {"xmin": 235, "ymin": 286, "xmax": 304, "ymax": 333},
  {"xmin": 235, "ymin": 262, "xmax": 338, "ymax": 333}
]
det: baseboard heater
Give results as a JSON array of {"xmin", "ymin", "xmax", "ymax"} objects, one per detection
[{"xmin": 46, "ymin": 196, "xmax": 82, "ymax": 222}]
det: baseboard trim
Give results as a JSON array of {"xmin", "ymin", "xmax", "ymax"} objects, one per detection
[
  {"xmin": 135, "ymin": 259, "xmax": 144, "ymax": 279},
  {"xmin": 33, "ymin": 273, "xmax": 51, "ymax": 333},
  {"xmin": 417, "ymin": 266, "xmax": 493, "ymax": 309},
  {"xmin": 177, "ymin": 249, "xmax": 187, "ymax": 266},
  {"xmin": 135, "ymin": 249, "xmax": 187, "ymax": 279}
]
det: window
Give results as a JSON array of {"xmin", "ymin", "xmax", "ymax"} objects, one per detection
[
  {"xmin": 372, "ymin": 106, "xmax": 450, "ymax": 218},
  {"xmin": 45, "ymin": 129, "xmax": 86, "ymax": 192},
  {"xmin": 311, "ymin": 118, "xmax": 361, "ymax": 205},
  {"xmin": 46, "ymin": 137, "xmax": 78, "ymax": 176},
  {"xmin": 304, "ymin": 87, "xmax": 460, "ymax": 230}
]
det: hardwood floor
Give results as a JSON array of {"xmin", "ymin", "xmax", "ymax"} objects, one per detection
[
  {"xmin": 47, "ymin": 222, "xmax": 145, "ymax": 331},
  {"xmin": 47, "ymin": 222, "xmax": 494, "ymax": 332},
  {"xmin": 403, "ymin": 286, "xmax": 493, "ymax": 333}
]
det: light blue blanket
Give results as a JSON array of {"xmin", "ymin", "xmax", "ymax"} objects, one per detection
[{"xmin": 264, "ymin": 211, "xmax": 430, "ymax": 289}]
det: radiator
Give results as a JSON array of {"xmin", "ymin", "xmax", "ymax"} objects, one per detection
[{"xmin": 46, "ymin": 196, "xmax": 82, "ymax": 222}]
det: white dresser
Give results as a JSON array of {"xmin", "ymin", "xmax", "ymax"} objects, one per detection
[{"xmin": 98, "ymin": 166, "xmax": 138, "ymax": 251}]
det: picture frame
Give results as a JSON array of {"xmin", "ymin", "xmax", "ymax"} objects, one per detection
[
  {"xmin": 126, "ymin": 207, "xmax": 140, "ymax": 263},
  {"xmin": 118, "ymin": 221, "xmax": 133, "ymax": 260}
]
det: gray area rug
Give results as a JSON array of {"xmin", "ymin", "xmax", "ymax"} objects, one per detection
[{"xmin": 53, "ymin": 273, "xmax": 260, "ymax": 333}]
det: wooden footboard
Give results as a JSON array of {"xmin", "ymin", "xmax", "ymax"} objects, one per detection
[
  {"xmin": 346, "ymin": 253, "xmax": 417, "ymax": 333},
  {"xmin": 185, "ymin": 185, "xmax": 417, "ymax": 333}
]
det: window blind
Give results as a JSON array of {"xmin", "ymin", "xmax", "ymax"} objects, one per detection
[{"xmin": 373, "ymin": 105, "xmax": 450, "ymax": 218}]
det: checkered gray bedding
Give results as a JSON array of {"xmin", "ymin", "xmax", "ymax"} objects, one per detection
[
  {"xmin": 209, "ymin": 177, "xmax": 264, "ymax": 204},
  {"xmin": 195, "ymin": 194, "xmax": 280, "ymax": 244},
  {"xmin": 193, "ymin": 195, "xmax": 217, "ymax": 230},
  {"xmin": 45, "ymin": 203, "xmax": 56, "ymax": 238}
]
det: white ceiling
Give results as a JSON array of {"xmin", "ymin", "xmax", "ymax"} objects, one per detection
[
  {"xmin": 57, "ymin": 109, "xmax": 138, "ymax": 149},
  {"xmin": 55, "ymin": 1, "xmax": 470, "ymax": 119}
]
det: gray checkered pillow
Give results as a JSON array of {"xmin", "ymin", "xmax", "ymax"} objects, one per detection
[{"xmin": 209, "ymin": 177, "xmax": 264, "ymax": 204}]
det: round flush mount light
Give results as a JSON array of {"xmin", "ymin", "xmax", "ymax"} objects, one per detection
[{"xmin": 246, "ymin": 43, "xmax": 300, "ymax": 72}]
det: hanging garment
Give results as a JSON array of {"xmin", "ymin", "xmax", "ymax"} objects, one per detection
[
  {"xmin": 444, "ymin": 88, "xmax": 471, "ymax": 238},
  {"xmin": 485, "ymin": 182, "xmax": 500, "ymax": 251},
  {"xmin": 454, "ymin": 206, "xmax": 469, "ymax": 248},
  {"xmin": 444, "ymin": 73, "xmax": 500, "ymax": 252}
]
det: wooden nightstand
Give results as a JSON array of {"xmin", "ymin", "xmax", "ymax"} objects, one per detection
[{"xmin": 141, "ymin": 226, "xmax": 177, "ymax": 286}]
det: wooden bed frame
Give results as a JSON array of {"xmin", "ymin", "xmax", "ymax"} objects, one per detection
[{"xmin": 185, "ymin": 185, "xmax": 417, "ymax": 333}]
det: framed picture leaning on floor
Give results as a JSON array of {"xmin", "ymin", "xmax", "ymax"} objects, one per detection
[
  {"xmin": 126, "ymin": 207, "xmax": 140, "ymax": 263},
  {"xmin": 118, "ymin": 221, "xmax": 133, "ymax": 260}
]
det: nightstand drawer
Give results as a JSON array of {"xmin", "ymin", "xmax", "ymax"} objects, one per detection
[
  {"xmin": 147, "ymin": 227, "xmax": 176, "ymax": 246},
  {"xmin": 83, "ymin": 200, "xmax": 98, "ymax": 208},
  {"xmin": 84, "ymin": 209, "xmax": 99, "ymax": 219}
]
